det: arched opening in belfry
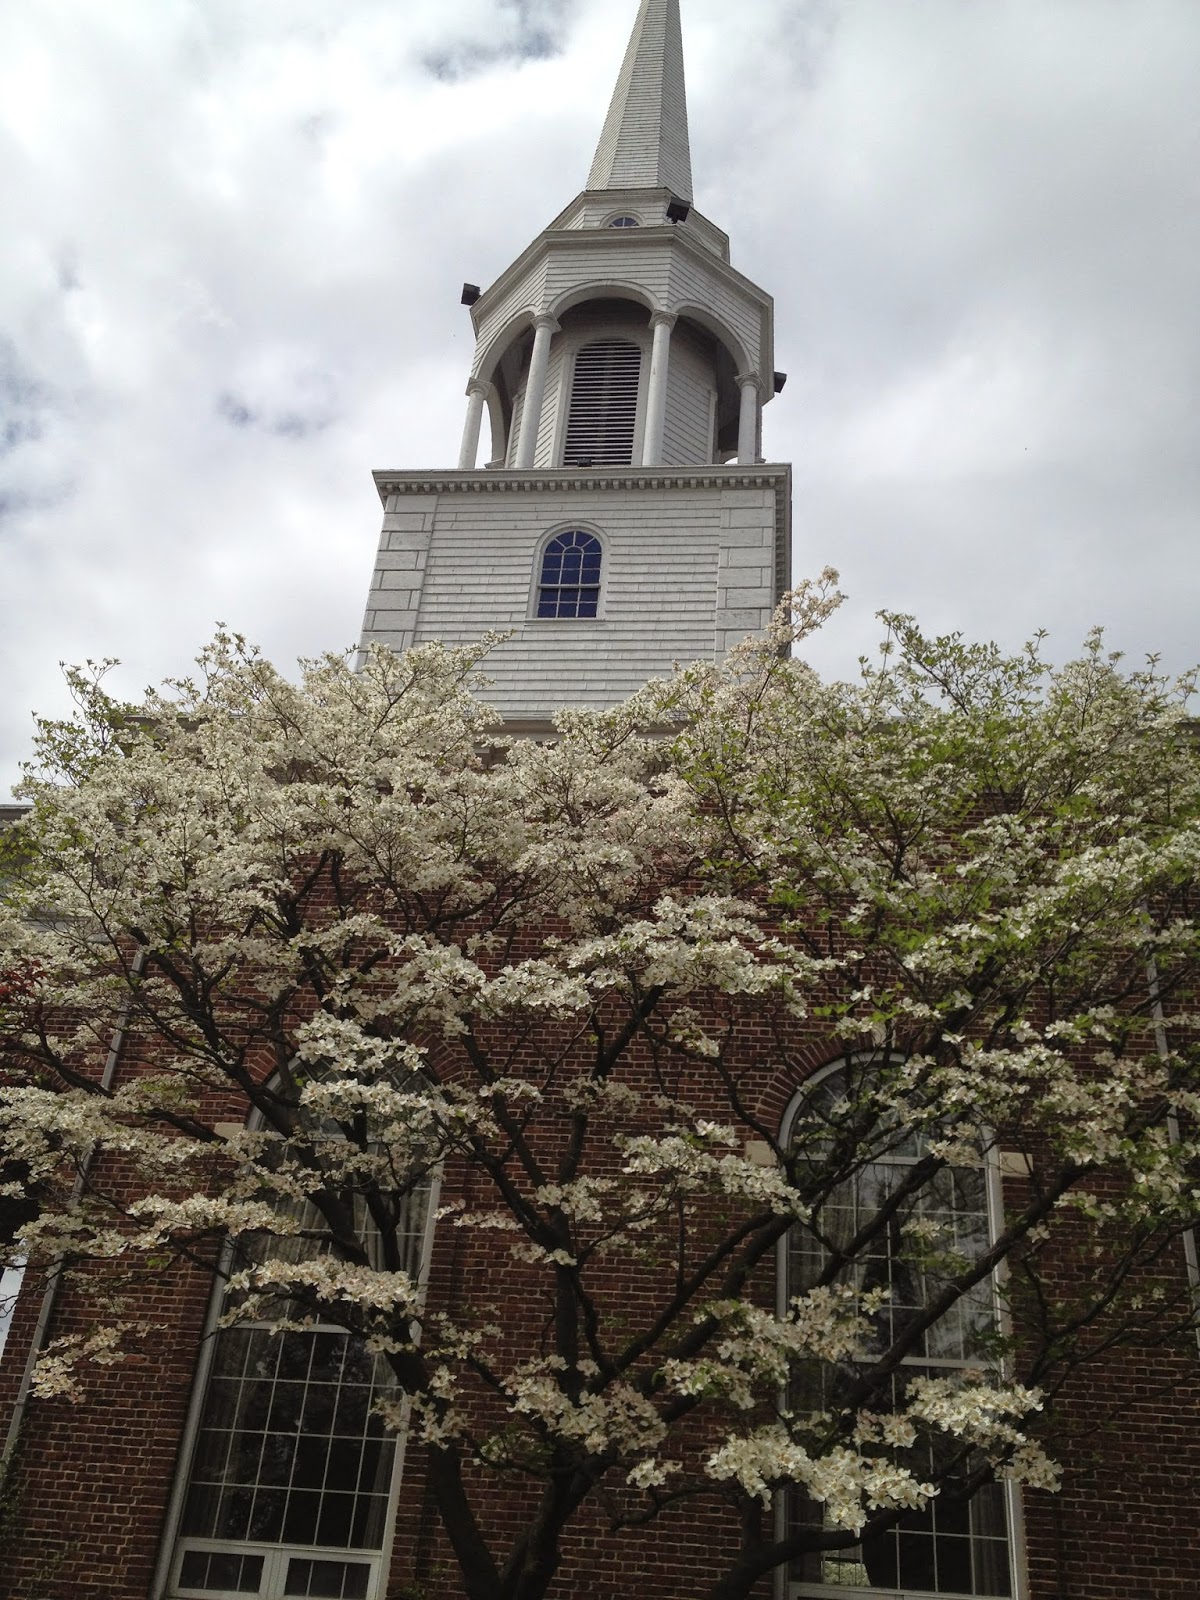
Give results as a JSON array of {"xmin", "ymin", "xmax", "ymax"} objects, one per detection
[{"xmin": 481, "ymin": 297, "xmax": 747, "ymax": 470}]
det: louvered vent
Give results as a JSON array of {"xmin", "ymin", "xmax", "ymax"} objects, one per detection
[{"xmin": 563, "ymin": 340, "xmax": 642, "ymax": 466}]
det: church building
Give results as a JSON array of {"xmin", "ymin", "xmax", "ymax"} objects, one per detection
[{"xmin": 2, "ymin": 6, "xmax": 1199, "ymax": 1600}]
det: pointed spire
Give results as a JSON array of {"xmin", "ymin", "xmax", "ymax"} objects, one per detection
[{"xmin": 587, "ymin": 0, "xmax": 693, "ymax": 201}]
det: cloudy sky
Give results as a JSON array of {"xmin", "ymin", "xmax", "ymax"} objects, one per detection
[{"xmin": 2, "ymin": 0, "xmax": 1198, "ymax": 796}]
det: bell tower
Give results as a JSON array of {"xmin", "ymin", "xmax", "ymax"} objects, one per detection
[{"xmin": 359, "ymin": 0, "xmax": 790, "ymax": 729}]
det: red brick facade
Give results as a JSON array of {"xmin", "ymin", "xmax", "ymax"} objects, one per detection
[{"xmin": 3, "ymin": 1038, "xmax": 1199, "ymax": 1600}]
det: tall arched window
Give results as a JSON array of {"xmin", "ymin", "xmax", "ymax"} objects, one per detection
[
  {"xmin": 782, "ymin": 1058, "xmax": 1017, "ymax": 1600},
  {"xmin": 562, "ymin": 338, "xmax": 642, "ymax": 466},
  {"xmin": 164, "ymin": 1077, "xmax": 435, "ymax": 1600},
  {"xmin": 536, "ymin": 530, "xmax": 603, "ymax": 619}
]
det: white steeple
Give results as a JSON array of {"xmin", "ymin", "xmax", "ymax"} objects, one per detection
[
  {"xmin": 358, "ymin": 0, "xmax": 790, "ymax": 730},
  {"xmin": 588, "ymin": 0, "xmax": 693, "ymax": 201}
]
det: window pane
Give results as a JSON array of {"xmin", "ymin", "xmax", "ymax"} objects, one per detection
[
  {"xmin": 326, "ymin": 1438, "xmax": 363, "ymax": 1490},
  {"xmin": 317, "ymin": 1492, "xmax": 355, "ymax": 1547},
  {"xmin": 351, "ymin": 1493, "xmax": 390, "ymax": 1549},
  {"xmin": 248, "ymin": 1487, "xmax": 286, "ymax": 1541},
  {"xmin": 285, "ymin": 1558, "xmax": 371, "ymax": 1600},
  {"xmin": 285, "ymin": 1558, "xmax": 313, "ymax": 1597},
  {"xmin": 191, "ymin": 1428, "xmax": 234, "ymax": 1480},
  {"xmin": 294, "ymin": 1434, "xmax": 333, "ymax": 1491},
  {"xmin": 284, "ymin": 1489, "xmax": 324, "ymax": 1543},
  {"xmin": 935, "ymin": 1533, "xmax": 974, "ymax": 1594},
  {"xmin": 212, "ymin": 1329, "xmax": 253, "ymax": 1379},
  {"xmin": 216, "ymin": 1485, "xmax": 256, "ymax": 1541},
  {"xmin": 342, "ymin": 1564, "xmax": 370, "ymax": 1600},
  {"xmin": 311, "ymin": 1559, "xmax": 350, "ymax": 1598},
  {"xmin": 179, "ymin": 1550, "xmax": 265, "ymax": 1593}
]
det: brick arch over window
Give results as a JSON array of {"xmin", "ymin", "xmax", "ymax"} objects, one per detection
[
  {"xmin": 780, "ymin": 1054, "xmax": 1018, "ymax": 1600},
  {"xmin": 535, "ymin": 529, "xmax": 603, "ymax": 619},
  {"xmin": 562, "ymin": 338, "xmax": 642, "ymax": 466},
  {"xmin": 159, "ymin": 1077, "xmax": 436, "ymax": 1600}
]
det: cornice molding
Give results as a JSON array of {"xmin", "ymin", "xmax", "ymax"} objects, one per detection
[{"xmin": 373, "ymin": 464, "xmax": 791, "ymax": 502}]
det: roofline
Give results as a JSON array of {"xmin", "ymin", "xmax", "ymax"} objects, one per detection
[{"xmin": 372, "ymin": 462, "xmax": 791, "ymax": 503}]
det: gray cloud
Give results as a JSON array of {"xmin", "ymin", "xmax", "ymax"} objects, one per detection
[
  {"xmin": 0, "ymin": 341, "xmax": 50, "ymax": 458},
  {"xmin": 421, "ymin": 0, "xmax": 580, "ymax": 79},
  {"xmin": 1, "ymin": 0, "xmax": 1199, "ymax": 797}
]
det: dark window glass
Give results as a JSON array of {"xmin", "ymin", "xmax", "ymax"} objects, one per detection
[
  {"xmin": 285, "ymin": 1557, "xmax": 371, "ymax": 1600},
  {"xmin": 179, "ymin": 1548, "xmax": 264, "ymax": 1593},
  {"xmin": 175, "ymin": 1098, "xmax": 431, "ymax": 1594},
  {"xmin": 537, "ymin": 531, "xmax": 603, "ymax": 619},
  {"xmin": 786, "ymin": 1061, "xmax": 1013, "ymax": 1598},
  {"xmin": 182, "ymin": 1327, "xmax": 397, "ymax": 1555}
]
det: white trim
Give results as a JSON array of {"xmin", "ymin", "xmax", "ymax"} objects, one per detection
[
  {"xmin": 170, "ymin": 1541, "xmax": 378, "ymax": 1600},
  {"xmin": 791, "ymin": 1585, "xmax": 1013, "ymax": 1600}
]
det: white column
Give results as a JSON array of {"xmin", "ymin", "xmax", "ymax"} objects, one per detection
[
  {"xmin": 515, "ymin": 314, "xmax": 559, "ymax": 470},
  {"xmin": 457, "ymin": 380, "xmax": 489, "ymax": 470},
  {"xmin": 736, "ymin": 374, "xmax": 761, "ymax": 465},
  {"xmin": 641, "ymin": 311, "xmax": 676, "ymax": 467}
]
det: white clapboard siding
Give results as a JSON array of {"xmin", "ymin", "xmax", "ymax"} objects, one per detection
[
  {"xmin": 664, "ymin": 250, "xmax": 763, "ymax": 371},
  {"xmin": 543, "ymin": 242, "xmax": 672, "ymax": 310},
  {"xmin": 661, "ymin": 328, "xmax": 716, "ymax": 466},
  {"xmin": 471, "ymin": 258, "xmax": 548, "ymax": 375},
  {"xmin": 360, "ymin": 477, "xmax": 783, "ymax": 718}
]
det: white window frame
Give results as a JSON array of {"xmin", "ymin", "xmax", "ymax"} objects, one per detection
[
  {"xmin": 151, "ymin": 1104, "xmax": 440, "ymax": 1600},
  {"xmin": 774, "ymin": 1057, "xmax": 1028, "ymax": 1600},
  {"xmin": 169, "ymin": 1540, "xmax": 381, "ymax": 1600}
]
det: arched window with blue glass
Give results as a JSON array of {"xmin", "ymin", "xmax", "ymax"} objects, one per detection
[{"xmin": 536, "ymin": 529, "xmax": 603, "ymax": 619}]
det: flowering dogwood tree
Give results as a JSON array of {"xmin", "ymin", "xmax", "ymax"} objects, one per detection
[{"xmin": 2, "ymin": 574, "xmax": 1199, "ymax": 1600}]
